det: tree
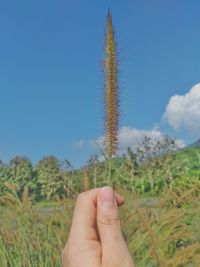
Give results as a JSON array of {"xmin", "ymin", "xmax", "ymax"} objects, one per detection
[
  {"xmin": 135, "ymin": 136, "xmax": 182, "ymax": 193},
  {"xmin": 36, "ymin": 156, "xmax": 63, "ymax": 200},
  {"xmin": 0, "ymin": 160, "xmax": 8, "ymax": 196},
  {"xmin": 3, "ymin": 157, "xmax": 34, "ymax": 197},
  {"xmin": 60, "ymin": 159, "xmax": 73, "ymax": 198}
]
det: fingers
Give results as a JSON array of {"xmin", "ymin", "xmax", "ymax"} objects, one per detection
[
  {"xmin": 115, "ymin": 191, "xmax": 125, "ymax": 206},
  {"xmin": 65, "ymin": 187, "xmax": 134, "ymax": 267},
  {"xmin": 97, "ymin": 187, "xmax": 129, "ymax": 263},
  {"xmin": 68, "ymin": 188, "xmax": 99, "ymax": 242},
  {"xmin": 68, "ymin": 188, "xmax": 124, "ymax": 242}
]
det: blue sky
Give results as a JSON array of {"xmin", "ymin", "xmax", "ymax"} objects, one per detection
[{"xmin": 1, "ymin": 1, "xmax": 200, "ymax": 168}]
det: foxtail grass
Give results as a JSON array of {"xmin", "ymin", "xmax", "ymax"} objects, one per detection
[
  {"xmin": 104, "ymin": 10, "xmax": 119, "ymax": 159},
  {"xmin": 103, "ymin": 10, "xmax": 120, "ymax": 184}
]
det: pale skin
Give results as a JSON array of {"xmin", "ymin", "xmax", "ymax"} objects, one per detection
[{"xmin": 62, "ymin": 186, "xmax": 135, "ymax": 267}]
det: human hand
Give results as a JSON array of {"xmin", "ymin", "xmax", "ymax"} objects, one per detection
[{"xmin": 62, "ymin": 186, "xmax": 134, "ymax": 267}]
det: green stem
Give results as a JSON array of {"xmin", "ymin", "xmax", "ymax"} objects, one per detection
[{"xmin": 108, "ymin": 157, "xmax": 112, "ymax": 185}]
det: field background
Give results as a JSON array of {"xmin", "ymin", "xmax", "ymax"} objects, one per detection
[{"xmin": 0, "ymin": 139, "xmax": 200, "ymax": 267}]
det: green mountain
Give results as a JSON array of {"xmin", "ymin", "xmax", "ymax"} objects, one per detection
[
  {"xmin": 188, "ymin": 139, "xmax": 200, "ymax": 148},
  {"xmin": 176, "ymin": 141, "xmax": 200, "ymax": 177}
]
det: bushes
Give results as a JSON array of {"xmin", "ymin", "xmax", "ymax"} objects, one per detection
[{"xmin": 0, "ymin": 137, "xmax": 199, "ymax": 201}]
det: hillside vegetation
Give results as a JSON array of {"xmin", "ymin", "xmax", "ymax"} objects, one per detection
[{"xmin": 0, "ymin": 137, "xmax": 200, "ymax": 267}]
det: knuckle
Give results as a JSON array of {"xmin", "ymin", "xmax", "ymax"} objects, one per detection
[{"xmin": 98, "ymin": 214, "xmax": 120, "ymax": 226}]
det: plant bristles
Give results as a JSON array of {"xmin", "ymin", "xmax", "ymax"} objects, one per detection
[{"xmin": 104, "ymin": 10, "xmax": 119, "ymax": 158}]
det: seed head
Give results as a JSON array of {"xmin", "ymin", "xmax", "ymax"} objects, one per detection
[{"xmin": 104, "ymin": 10, "xmax": 119, "ymax": 158}]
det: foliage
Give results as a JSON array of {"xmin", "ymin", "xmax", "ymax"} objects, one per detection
[
  {"xmin": 0, "ymin": 183, "xmax": 72, "ymax": 267},
  {"xmin": 0, "ymin": 157, "xmax": 35, "ymax": 198},
  {"xmin": 0, "ymin": 178, "xmax": 199, "ymax": 266},
  {"xmin": 0, "ymin": 140, "xmax": 199, "ymax": 266},
  {"xmin": 36, "ymin": 156, "xmax": 64, "ymax": 200}
]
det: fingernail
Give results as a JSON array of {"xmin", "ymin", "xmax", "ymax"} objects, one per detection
[{"xmin": 99, "ymin": 186, "xmax": 115, "ymax": 207}]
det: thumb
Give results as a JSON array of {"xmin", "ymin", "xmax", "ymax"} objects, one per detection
[{"xmin": 97, "ymin": 186, "xmax": 127, "ymax": 261}]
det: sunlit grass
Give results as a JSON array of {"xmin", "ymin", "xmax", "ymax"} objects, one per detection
[{"xmin": 0, "ymin": 180, "xmax": 199, "ymax": 267}]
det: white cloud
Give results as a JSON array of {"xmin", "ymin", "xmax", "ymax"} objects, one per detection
[
  {"xmin": 95, "ymin": 126, "xmax": 185, "ymax": 155},
  {"xmin": 118, "ymin": 127, "xmax": 163, "ymax": 151},
  {"xmin": 163, "ymin": 83, "xmax": 200, "ymax": 131},
  {"xmin": 174, "ymin": 138, "xmax": 185, "ymax": 148},
  {"xmin": 74, "ymin": 126, "xmax": 185, "ymax": 163}
]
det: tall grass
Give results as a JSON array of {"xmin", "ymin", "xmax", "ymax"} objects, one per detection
[
  {"xmin": 0, "ymin": 184, "xmax": 72, "ymax": 267},
  {"xmin": 120, "ymin": 187, "xmax": 200, "ymax": 267},
  {"xmin": 0, "ymin": 180, "xmax": 199, "ymax": 267}
]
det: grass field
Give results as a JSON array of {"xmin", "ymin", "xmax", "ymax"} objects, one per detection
[
  {"xmin": 0, "ymin": 187, "xmax": 200, "ymax": 266},
  {"xmin": 0, "ymin": 146, "xmax": 200, "ymax": 267}
]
